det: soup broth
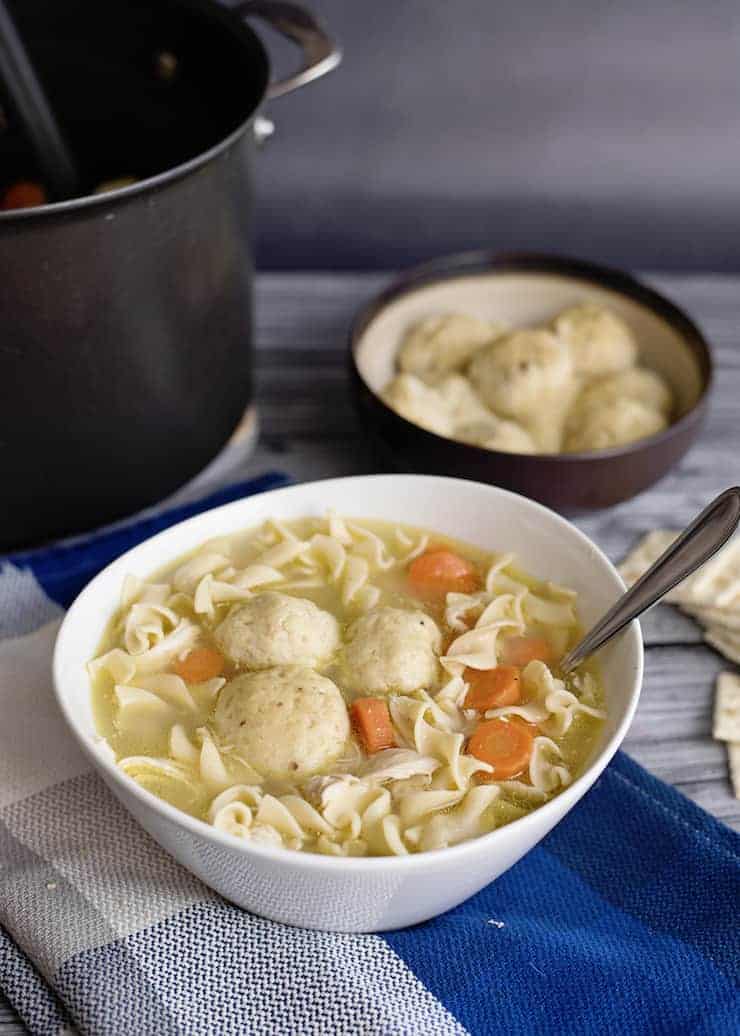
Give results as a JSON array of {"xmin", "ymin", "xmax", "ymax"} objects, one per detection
[{"xmin": 90, "ymin": 515, "xmax": 605, "ymax": 856}]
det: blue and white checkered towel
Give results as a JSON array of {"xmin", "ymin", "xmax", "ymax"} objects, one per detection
[{"xmin": 1, "ymin": 475, "xmax": 738, "ymax": 1036}]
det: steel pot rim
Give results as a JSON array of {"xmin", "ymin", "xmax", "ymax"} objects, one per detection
[{"xmin": 0, "ymin": 0, "xmax": 340, "ymax": 222}]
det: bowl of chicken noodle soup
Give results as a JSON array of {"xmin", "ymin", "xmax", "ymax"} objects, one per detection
[{"xmin": 54, "ymin": 476, "xmax": 642, "ymax": 931}]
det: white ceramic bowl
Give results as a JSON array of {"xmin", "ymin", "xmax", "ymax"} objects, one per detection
[{"xmin": 53, "ymin": 475, "xmax": 642, "ymax": 932}]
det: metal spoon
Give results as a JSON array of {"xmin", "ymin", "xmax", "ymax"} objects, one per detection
[{"xmin": 560, "ymin": 486, "xmax": 740, "ymax": 673}]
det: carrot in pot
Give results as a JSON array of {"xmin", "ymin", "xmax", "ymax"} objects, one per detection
[
  {"xmin": 173, "ymin": 647, "xmax": 225, "ymax": 683},
  {"xmin": 408, "ymin": 549, "xmax": 479, "ymax": 598},
  {"xmin": 350, "ymin": 697, "xmax": 396, "ymax": 754},
  {"xmin": 1, "ymin": 181, "xmax": 47, "ymax": 210},
  {"xmin": 468, "ymin": 717, "xmax": 534, "ymax": 781},
  {"xmin": 463, "ymin": 665, "xmax": 521, "ymax": 711},
  {"xmin": 502, "ymin": 635, "xmax": 553, "ymax": 668}
]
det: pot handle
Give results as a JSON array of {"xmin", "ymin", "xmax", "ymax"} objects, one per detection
[{"xmin": 235, "ymin": 1, "xmax": 341, "ymax": 100}]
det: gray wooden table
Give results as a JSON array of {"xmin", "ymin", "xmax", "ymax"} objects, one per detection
[{"xmin": 1, "ymin": 272, "xmax": 738, "ymax": 1034}]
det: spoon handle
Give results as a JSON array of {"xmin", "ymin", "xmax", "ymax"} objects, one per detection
[{"xmin": 560, "ymin": 486, "xmax": 740, "ymax": 674}]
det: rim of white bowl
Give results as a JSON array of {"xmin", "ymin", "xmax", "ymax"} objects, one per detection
[{"xmin": 53, "ymin": 474, "xmax": 643, "ymax": 872}]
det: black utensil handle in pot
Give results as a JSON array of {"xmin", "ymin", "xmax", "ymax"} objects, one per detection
[
  {"xmin": 0, "ymin": 0, "xmax": 78, "ymax": 197},
  {"xmin": 235, "ymin": 0, "xmax": 341, "ymax": 99}
]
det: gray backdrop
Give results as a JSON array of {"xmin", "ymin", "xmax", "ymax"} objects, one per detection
[{"xmin": 251, "ymin": 0, "xmax": 740, "ymax": 270}]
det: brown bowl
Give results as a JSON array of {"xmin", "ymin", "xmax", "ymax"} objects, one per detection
[{"xmin": 349, "ymin": 252, "xmax": 713, "ymax": 512}]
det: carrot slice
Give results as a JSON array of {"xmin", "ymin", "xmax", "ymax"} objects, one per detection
[
  {"xmin": 351, "ymin": 697, "xmax": 396, "ymax": 754},
  {"xmin": 469, "ymin": 717, "xmax": 534, "ymax": 781},
  {"xmin": 1, "ymin": 181, "xmax": 47, "ymax": 210},
  {"xmin": 173, "ymin": 647, "xmax": 225, "ymax": 683},
  {"xmin": 464, "ymin": 665, "xmax": 521, "ymax": 711},
  {"xmin": 408, "ymin": 549, "xmax": 479, "ymax": 598},
  {"xmin": 502, "ymin": 635, "xmax": 553, "ymax": 668}
]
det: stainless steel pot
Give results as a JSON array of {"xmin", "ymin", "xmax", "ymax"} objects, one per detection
[{"xmin": 0, "ymin": 0, "xmax": 339, "ymax": 549}]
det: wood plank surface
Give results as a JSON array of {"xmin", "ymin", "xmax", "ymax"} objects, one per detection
[{"xmin": 1, "ymin": 271, "xmax": 738, "ymax": 1033}]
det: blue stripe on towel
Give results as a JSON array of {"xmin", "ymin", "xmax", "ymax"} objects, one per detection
[{"xmin": 384, "ymin": 752, "xmax": 740, "ymax": 1036}]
